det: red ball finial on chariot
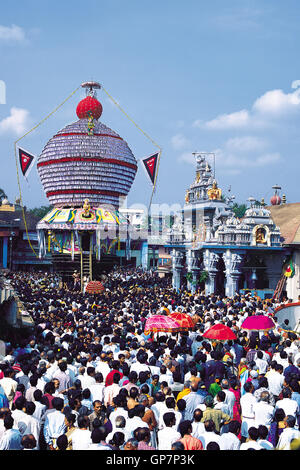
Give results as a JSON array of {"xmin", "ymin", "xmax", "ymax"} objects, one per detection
[{"xmin": 76, "ymin": 81, "xmax": 103, "ymax": 120}]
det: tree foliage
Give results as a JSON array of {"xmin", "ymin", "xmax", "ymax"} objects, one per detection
[
  {"xmin": 232, "ymin": 203, "xmax": 247, "ymax": 219},
  {"xmin": 28, "ymin": 205, "xmax": 51, "ymax": 220}
]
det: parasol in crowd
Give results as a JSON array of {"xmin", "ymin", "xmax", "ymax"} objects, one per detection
[
  {"xmin": 168, "ymin": 312, "xmax": 195, "ymax": 331},
  {"xmin": 85, "ymin": 280, "xmax": 105, "ymax": 294},
  {"xmin": 144, "ymin": 315, "xmax": 181, "ymax": 335},
  {"xmin": 202, "ymin": 323, "xmax": 237, "ymax": 341},
  {"xmin": 241, "ymin": 315, "xmax": 275, "ymax": 331}
]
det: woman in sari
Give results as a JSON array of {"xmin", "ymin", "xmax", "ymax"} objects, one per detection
[
  {"xmin": 228, "ymin": 376, "xmax": 242, "ymax": 424},
  {"xmin": 267, "ymin": 407, "xmax": 286, "ymax": 448},
  {"xmin": 238, "ymin": 358, "xmax": 249, "ymax": 396}
]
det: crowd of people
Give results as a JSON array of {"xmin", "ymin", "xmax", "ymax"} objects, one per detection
[{"xmin": 0, "ymin": 266, "xmax": 300, "ymax": 451}]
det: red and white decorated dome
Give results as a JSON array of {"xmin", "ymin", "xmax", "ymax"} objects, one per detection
[{"xmin": 37, "ymin": 82, "xmax": 137, "ymax": 208}]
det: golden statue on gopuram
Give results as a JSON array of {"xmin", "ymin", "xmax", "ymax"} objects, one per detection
[{"xmin": 207, "ymin": 181, "xmax": 222, "ymax": 200}]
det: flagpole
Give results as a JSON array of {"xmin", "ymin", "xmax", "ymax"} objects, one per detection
[{"xmin": 148, "ymin": 150, "xmax": 161, "ymax": 213}]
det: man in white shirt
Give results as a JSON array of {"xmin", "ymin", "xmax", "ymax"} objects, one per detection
[
  {"xmin": 276, "ymin": 415, "xmax": 300, "ymax": 450},
  {"xmin": 0, "ymin": 414, "xmax": 22, "ymax": 450},
  {"xmin": 199, "ymin": 419, "xmax": 221, "ymax": 449},
  {"xmin": 151, "ymin": 392, "xmax": 168, "ymax": 426},
  {"xmin": 253, "ymin": 391, "xmax": 274, "ymax": 429},
  {"xmin": 275, "ymin": 387, "xmax": 299, "ymax": 419},
  {"xmin": 240, "ymin": 382, "xmax": 257, "ymax": 440},
  {"xmin": 129, "ymin": 351, "xmax": 151, "ymax": 376},
  {"xmin": 157, "ymin": 412, "xmax": 181, "ymax": 450},
  {"xmin": 76, "ymin": 366, "xmax": 96, "ymax": 390},
  {"xmin": 254, "ymin": 350, "xmax": 269, "ymax": 375},
  {"xmin": 88, "ymin": 372, "xmax": 105, "ymax": 403},
  {"xmin": 220, "ymin": 379, "xmax": 236, "ymax": 418},
  {"xmin": 43, "ymin": 397, "xmax": 66, "ymax": 449},
  {"xmin": 214, "ymin": 391, "xmax": 232, "ymax": 417},
  {"xmin": 158, "ymin": 396, "xmax": 181, "ymax": 431},
  {"xmin": 257, "ymin": 425, "xmax": 274, "ymax": 450},
  {"xmin": 11, "ymin": 396, "xmax": 28, "ymax": 435},
  {"xmin": 70, "ymin": 415, "xmax": 92, "ymax": 450},
  {"xmin": 125, "ymin": 404, "xmax": 149, "ymax": 438},
  {"xmin": 22, "ymin": 401, "xmax": 40, "ymax": 449},
  {"xmin": 240, "ymin": 426, "xmax": 263, "ymax": 450},
  {"xmin": 33, "ymin": 389, "xmax": 47, "ymax": 421},
  {"xmin": 103, "ymin": 373, "xmax": 121, "ymax": 408},
  {"xmin": 159, "ymin": 367, "xmax": 174, "ymax": 388},
  {"xmin": 0, "ymin": 367, "xmax": 18, "ymax": 408},
  {"xmin": 108, "ymin": 395, "xmax": 128, "ymax": 429},
  {"xmin": 265, "ymin": 362, "xmax": 285, "ymax": 400},
  {"xmin": 219, "ymin": 420, "xmax": 241, "ymax": 450},
  {"xmin": 191, "ymin": 409, "xmax": 205, "ymax": 439},
  {"xmin": 95, "ymin": 353, "xmax": 110, "ymax": 383},
  {"xmin": 106, "ymin": 415, "xmax": 131, "ymax": 444}
]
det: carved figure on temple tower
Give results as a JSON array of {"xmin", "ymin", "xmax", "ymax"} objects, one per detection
[{"xmin": 207, "ymin": 181, "xmax": 222, "ymax": 200}]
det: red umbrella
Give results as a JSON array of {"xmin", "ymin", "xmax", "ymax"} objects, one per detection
[
  {"xmin": 241, "ymin": 315, "xmax": 275, "ymax": 331},
  {"xmin": 85, "ymin": 280, "xmax": 105, "ymax": 294},
  {"xmin": 144, "ymin": 315, "xmax": 181, "ymax": 335},
  {"xmin": 203, "ymin": 323, "xmax": 237, "ymax": 341},
  {"xmin": 168, "ymin": 312, "xmax": 195, "ymax": 330}
]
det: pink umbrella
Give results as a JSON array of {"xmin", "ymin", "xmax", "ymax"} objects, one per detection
[
  {"xmin": 144, "ymin": 315, "xmax": 181, "ymax": 335},
  {"xmin": 241, "ymin": 315, "xmax": 275, "ymax": 331},
  {"xmin": 168, "ymin": 312, "xmax": 195, "ymax": 331},
  {"xmin": 203, "ymin": 323, "xmax": 237, "ymax": 341}
]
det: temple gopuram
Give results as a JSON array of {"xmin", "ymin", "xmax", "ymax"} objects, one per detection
[{"xmin": 167, "ymin": 153, "xmax": 290, "ymax": 299}]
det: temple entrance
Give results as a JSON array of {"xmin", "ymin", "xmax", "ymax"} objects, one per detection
[
  {"xmin": 81, "ymin": 233, "xmax": 91, "ymax": 252},
  {"xmin": 215, "ymin": 255, "xmax": 225, "ymax": 296},
  {"xmin": 242, "ymin": 254, "xmax": 268, "ymax": 290}
]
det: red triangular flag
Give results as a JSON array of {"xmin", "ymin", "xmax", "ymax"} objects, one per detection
[
  {"xmin": 18, "ymin": 147, "xmax": 35, "ymax": 178},
  {"xmin": 141, "ymin": 152, "xmax": 159, "ymax": 185}
]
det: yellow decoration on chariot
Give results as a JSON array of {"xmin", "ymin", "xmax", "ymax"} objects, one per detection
[
  {"xmin": 207, "ymin": 181, "xmax": 222, "ymax": 200},
  {"xmin": 82, "ymin": 199, "xmax": 92, "ymax": 218},
  {"xmin": 87, "ymin": 112, "xmax": 95, "ymax": 135}
]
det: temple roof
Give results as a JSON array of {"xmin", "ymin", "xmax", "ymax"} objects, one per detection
[{"xmin": 268, "ymin": 203, "xmax": 300, "ymax": 245}]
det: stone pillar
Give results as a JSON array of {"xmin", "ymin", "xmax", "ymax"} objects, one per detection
[
  {"xmin": 172, "ymin": 249, "xmax": 184, "ymax": 291},
  {"xmin": 223, "ymin": 250, "xmax": 243, "ymax": 298},
  {"xmin": 186, "ymin": 249, "xmax": 200, "ymax": 293},
  {"xmin": 203, "ymin": 249, "xmax": 219, "ymax": 295},
  {"xmin": 207, "ymin": 270, "xmax": 217, "ymax": 295}
]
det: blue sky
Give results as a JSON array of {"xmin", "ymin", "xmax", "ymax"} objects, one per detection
[{"xmin": 1, "ymin": 0, "xmax": 300, "ymax": 210}]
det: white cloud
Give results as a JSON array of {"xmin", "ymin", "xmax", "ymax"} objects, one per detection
[
  {"xmin": 178, "ymin": 152, "xmax": 196, "ymax": 165},
  {"xmin": 0, "ymin": 24, "xmax": 26, "ymax": 42},
  {"xmin": 253, "ymin": 88, "xmax": 300, "ymax": 115},
  {"xmin": 225, "ymin": 136, "xmax": 268, "ymax": 152},
  {"xmin": 0, "ymin": 107, "xmax": 31, "ymax": 135},
  {"xmin": 171, "ymin": 133, "xmax": 190, "ymax": 150},
  {"xmin": 201, "ymin": 109, "xmax": 250, "ymax": 130},
  {"xmin": 196, "ymin": 82, "xmax": 300, "ymax": 131},
  {"xmin": 214, "ymin": 148, "xmax": 280, "ymax": 170}
]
